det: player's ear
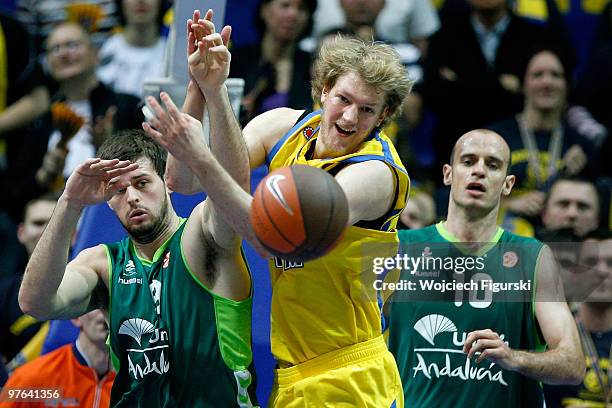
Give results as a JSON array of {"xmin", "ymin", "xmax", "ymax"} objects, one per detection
[
  {"xmin": 377, "ymin": 107, "xmax": 389, "ymax": 127},
  {"xmin": 442, "ymin": 164, "xmax": 452, "ymax": 186},
  {"xmin": 320, "ymin": 85, "xmax": 329, "ymax": 104},
  {"xmin": 502, "ymin": 175, "xmax": 515, "ymax": 196}
]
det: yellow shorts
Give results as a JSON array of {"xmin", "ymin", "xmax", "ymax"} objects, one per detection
[{"xmin": 269, "ymin": 336, "xmax": 403, "ymax": 408}]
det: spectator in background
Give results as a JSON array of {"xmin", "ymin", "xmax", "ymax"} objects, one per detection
[
  {"xmin": 5, "ymin": 22, "xmax": 142, "ymax": 221},
  {"xmin": 15, "ymin": 0, "xmax": 119, "ymax": 55},
  {"xmin": 570, "ymin": 1, "xmax": 612, "ymax": 177},
  {"xmin": 0, "ymin": 13, "xmax": 49, "ymax": 211},
  {"xmin": 0, "ymin": 309, "xmax": 115, "ymax": 407},
  {"xmin": 97, "ymin": 0, "xmax": 168, "ymax": 97},
  {"xmin": 540, "ymin": 177, "xmax": 600, "ymax": 239},
  {"xmin": 421, "ymin": 0, "xmax": 566, "ymax": 175},
  {"xmin": 544, "ymin": 229, "xmax": 612, "ymax": 407},
  {"xmin": 487, "ymin": 46, "xmax": 593, "ymax": 227},
  {"xmin": 397, "ymin": 190, "xmax": 436, "ymax": 229},
  {"xmin": 230, "ymin": 0, "xmax": 316, "ymax": 125},
  {"xmin": 0, "ymin": 13, "xmax": 48, "ymax": 139},
  {"xmin": 0, "ymin": 193, "xmax": 57, "ymax": 370},
  {"xmin": 312, "ymin": 0, "xmax": 439, "ymax": 55}
]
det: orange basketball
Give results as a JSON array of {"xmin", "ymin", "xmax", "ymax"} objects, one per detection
[{"xmin": 250, "ymin": 165, "xmax": 349, "ymax": 262}]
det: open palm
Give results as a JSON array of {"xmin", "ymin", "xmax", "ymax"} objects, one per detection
[{"xmin": 187, "ymin": 9, "xmax": 232, "ymax": 94}]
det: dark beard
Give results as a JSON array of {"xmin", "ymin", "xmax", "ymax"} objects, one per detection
[{"xmin": 125, "ymin": 196, "xmax": 170, "ymax": 244}]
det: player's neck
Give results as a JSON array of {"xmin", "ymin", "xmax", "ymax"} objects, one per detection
[
  {"xmin": 445, "ymin": 205, "xmax": 500, "ymax": 242},
  {"xmin": 123, "ymin": 24, "xmax": 159, "ymax": 47},
  {"xmin": 578, "ymin": 303, "xmax": 612, "ymax": 332},
  {"xmin": 262, "ymin": 32, "xmax": 295, "ymax": 61},
  {"xmin": 132, "ymin": 212, "xmax": 181, "ymax": 261},
  {"xmin": 76, "ymin": 335, "xmax": 110, "ymax": 377},
  {"xmin": 522, "ymin": 107, "xmax": 563, "ymax": 131}
]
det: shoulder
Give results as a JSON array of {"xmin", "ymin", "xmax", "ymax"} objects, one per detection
[
  {"xmin": 244, "ymin": 107, "xmax": 306, "ymax": 146},
  {"xmin": 71, "ymin": 244, "xmax": 111, "ymax": 281},
  {"xmin": 336, "ymin": 159, "xmax": 394, "ymax": 182}
]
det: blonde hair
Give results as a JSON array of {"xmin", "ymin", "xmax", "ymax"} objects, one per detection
[{"xmin": 311, "ymin": 36, "xmax": 413, "ymax": 125}]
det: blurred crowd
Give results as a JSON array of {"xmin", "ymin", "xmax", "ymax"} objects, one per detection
[{"xmin": 0, "ymin": 0, "xmax": 610, "ymax": 407}]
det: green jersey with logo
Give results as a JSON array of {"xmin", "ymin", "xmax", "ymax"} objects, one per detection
[
  {"xmin": 387, "ymin": 222, "xmax": 546, "ymax": 407},
  {"xmin": 105, "ymin": 220, "xmax": 256, "ymax": 407}
]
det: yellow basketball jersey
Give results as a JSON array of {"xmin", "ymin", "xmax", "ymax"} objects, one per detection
[{"xmin": 267, "ymin": 110, "xmax": 410, "ymax": 365}]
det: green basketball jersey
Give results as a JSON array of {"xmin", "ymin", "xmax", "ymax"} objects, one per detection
[
  {"xmin": 105, "ymin": 220, "xmax": 257, "ymax": 407},
  {"xmin": 388, "ymin": 222, "xmax": 546, "ymax": 407}
]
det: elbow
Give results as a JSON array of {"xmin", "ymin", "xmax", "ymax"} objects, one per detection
[
  {"xmin": 18, "ymin": 287, "xmax": 51, "ymax": 321},
  {"xmin": 568, "ymin": 357, "xmax": 586, "ymax": 386}
]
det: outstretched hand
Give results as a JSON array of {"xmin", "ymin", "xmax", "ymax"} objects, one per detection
[
  {"xmin": 187, "ymin": 8, "xmax": 232, "ymax": 94},
  {"xmin": 63, "ymin": 158, "xmax": 139, "ymax": 208},
  {"xmin": 142, "ymin": 92, "xmax": 208, "ymax": 166}
]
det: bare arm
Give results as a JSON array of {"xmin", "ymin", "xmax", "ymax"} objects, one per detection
[
  {"xmin": 464, "ymin": 246, "xmax": 585, "ymax": 385},
  {"xmin": 19, "ymin": 158, "xmax": 137, "ymax": 320},
  {"xmin": 335, "ymin": 160, "xmax": 396, "ymax": 226},
  {"xmin": 164, "ymin": 11, "xmax": 207, "ymax": 194},
  {"xmin": 0, "ymin": 86, "xmax": 49, "ymax": 134}
]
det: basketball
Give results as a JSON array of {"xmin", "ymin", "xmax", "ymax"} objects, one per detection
[{"xmin": 250, "ymin": 165, "xmax": 349, "ymax": 262}]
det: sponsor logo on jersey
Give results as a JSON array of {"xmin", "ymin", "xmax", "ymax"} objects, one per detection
[
  {"xmin": 119, "ymin": 318, "xmax": 170, "ymax": 380},
  {"xmin": 303, "ymin": 126, "xmax": 315, "ymax": 140},
  {"xmin": 503, "ymin": 251, "xmax": 518, "ymax": 268},
  {"xmin": 411, "ymin": 314, "xmax": 509, "ymax": 386}
]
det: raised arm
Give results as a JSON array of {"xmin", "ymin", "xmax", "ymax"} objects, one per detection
[
  {"xmin": 18, "ymin": 158, "xmax": 138, "ymax": 320},
  {"xmin": 189, "ymin": 13, "xmax": 249, "ymax": 189},
  {"xmin": 463, "ymin": 245, "xmax": 585, "ymax": 385},
  {"xmin": 164, "ymin": 10, "xmax": 208, "ymax": 194}
]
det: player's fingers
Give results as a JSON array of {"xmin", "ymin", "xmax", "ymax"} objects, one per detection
[
  {"xmin": 146, "ymin": 96, "xmax": 171, "ymax": 125},
  {"xmin": 475, "ymin": 349, "xmax": 492, "ymax": 364},
  {"xmin": 221, "ymin": 25, "xmax": 231, "ymax": 47},
  {"xmin": 204, "ymin": 8, "xmax": 213, "ymax": 21},
  {"xmin": 160, "ymin": 92, "xmax": 181, "ymax": 122},
  {"xmin": 468, "ymin": 339, "xmax": 501, "ymax": 358},
  {"xmin": 199, "ymin": 18, "xmax": 216, "ymax": 34},
  {"xmin": 106, "ymin": 162, "xmax": 139, "ymax": 177},
  {"xmin": 192, "ymin": 23, "xmax": 207, "ymax": 41},
  {"xmin": 209, "ymin": 45, "xmax": 230, "ymax": 61},
  {"xmin": 188, "ymin": 31, "xmax": 196, "ymax": 54},
  {"xmin": 204, "ymin": 33, "xmax": 223, "ymax": 47},
  {"xmin": 89, "ymin": 158, "xmax": 119, "ymax": 170},
  {"xmin": 142, "ymin": 122, "xmax": 165, "ymax": 144}
]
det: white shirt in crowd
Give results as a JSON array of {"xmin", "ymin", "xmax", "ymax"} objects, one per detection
[
  {"xmin": 97, "ymin": 34, "xmax": 167, "ymax": 97},
  {"xmin": 312, "ymin": 0, "xmax": 440, "ymax": 43}
]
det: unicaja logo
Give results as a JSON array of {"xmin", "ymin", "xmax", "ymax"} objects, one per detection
[
  {"xmin": 414, "ymin": 314, "xmax": 457, "ymax": 346},
  {"xmin": 119, "ymin": 318, "xmax": 155, "ymax": 346}
]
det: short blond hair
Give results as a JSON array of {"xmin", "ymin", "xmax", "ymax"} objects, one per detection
[{"xmin": 311, "ymin": 36, "xmax": 413, "ymax": 125}]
